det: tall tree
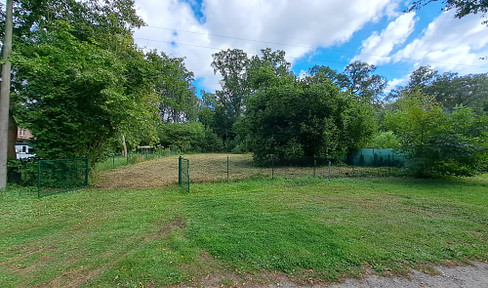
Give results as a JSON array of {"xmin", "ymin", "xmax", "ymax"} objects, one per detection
[
  {"xmin": 10, "ymin": 0, "xmax": 155, "ymax": 163},
  {"xmin": 342, "ymin": 61, "xmax": 387, "ymax": 106},
  {"xmin": 404, "ymin": 66, "xmax": 488, "ymax": 113},
  {"xmin": 210, "ymin": 48, "xmax": 292, "ymax": 149},
  {"xmin": 0, "ymin": 0, "xmax": 13, "ymax": 190},
  {"xmin": 148, "ymin": 51, "xmax": 199, "ymax": 124},
  {"xmin": 307, "ymin": 65, "xmax": 349, "ymax": 88},
  {"xmin": 242, "ymin": 64, "xmax": 374, "ymax": 164},
  {"xmin": 211, "ymin": 48, "xmax": 251, "ymax": 119}
]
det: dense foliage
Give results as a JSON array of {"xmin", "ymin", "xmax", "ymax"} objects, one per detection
[
  {"xmin": 158, "ymin": 122, "xmax": 222, "ymax": 153},
  {"xmin": 240, "ymin": 65, "xmax": 375, "ymax": 164},
  {"xmin": 386, "ymin": 90, "xmax": 488, "ymax": 176}
]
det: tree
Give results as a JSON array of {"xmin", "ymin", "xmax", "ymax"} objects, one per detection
[
  {"xmin": 242, "ymin": 64, "xmax": 375, "ymax": 164},
  {"xmin": 148, "ymin": 51, "xmax": 199, "ymax": 124},
  {"xmin": 307, "ymin": 65, "xmax": 349, "ymax": 89},
  {"xmin": 386, "ymin": 89, "xmax": 488, "ymax": 176},
  {"xmin": 10, "ymin": 0, "xmax": 157, "ymax": 164},
  {"xmin": 342, "ymin": 61, "xmax": 387, "ymax": 106},
  {"xmin": 0, "ymin": 0, "xmax": 13, "ymax": 190},
  {"xmin": 407, "ymin": 65, "xmax": 439, "ymax": 89},
  {"xmin": 403, "ymin": 66, "xmax": 488, "ymax": 114},
  {"xmin": 433, "ymin": 73, "xmax": 488, "ymax": 113},
  {"xmin": 210, "ymin": 47, "xmax": 292, "ymax": 149},
  {"xmin": 409, "ymin": 0, "xmax": 488, "ymax": 25},
  {"xmin": 211, "ymin": 49, "xmax": 251, "ymax": 120}
]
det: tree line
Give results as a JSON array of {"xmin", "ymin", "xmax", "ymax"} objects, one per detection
[{"xmin": 2, "ymin": 0, "xmax": 488, "ymax": 177}]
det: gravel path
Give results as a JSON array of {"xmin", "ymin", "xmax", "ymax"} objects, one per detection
[
  {"xmin": 259, "ymin": 262, "xmax": 488, "ymax": 288},
  {"xmin": 332, "ymin": 261, "xmax": 488, "ymax": 288}
]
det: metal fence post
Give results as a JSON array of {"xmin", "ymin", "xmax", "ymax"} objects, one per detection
[
  {"xmin": 271, "ymin": 157, "xmax": 274, "ymax": 179},
  {"xmin": 187, "ymin": 159, "xmax": 190, "ymax": 193},
  {"xmin": 227, "ymin": 156, "xmax": 230, "ymax": 179},
  {"xmin": 313, "ymin": 155, "xmax": 316, "ymax": 177},
  {"xmin": 178, "ymin": 156, "xmax": 182, "ymax": 186},
  {"xmin": 37, "ymin": 160, "xmax": 41, "ymax": 198},
  {"xmin": 84, "ymin": 158, "xmax": 89, "ymax": 186},
  {"xmin": 328, "ymin": 161, "xmax": 331, "ymax": 180}
]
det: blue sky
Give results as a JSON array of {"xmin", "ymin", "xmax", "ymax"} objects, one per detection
[{"xmin": 133, "ymin": 0, "xmax": 488, "ymax": 95}]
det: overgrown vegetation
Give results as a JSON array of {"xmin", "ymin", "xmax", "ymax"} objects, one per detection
[
  {"xmin": 1, "ymin": 176, "xmax": 487, "ymax": 286},
  {"xmin": 2, "ymin": 1, "xmax": 487, "ymax": 178}
]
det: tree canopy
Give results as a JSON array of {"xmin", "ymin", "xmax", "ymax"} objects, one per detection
[{"xmin": 240, "ymin": 64, "xmax": 375, "ymax": 164}]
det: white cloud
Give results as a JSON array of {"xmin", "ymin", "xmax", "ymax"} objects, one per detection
[
  {"xmin": 385, "ymin": 76, "xmax": 409, "ymax": 93},
  {"xmin": 392, "ymin": 10, "xmax": 488, "ymax": 75},
  {"xmin": 134, "ymin": 0, "xmax": 394, "ymax": 92},
  {"xmin": 353, "ymin": 12, "xmax": 416, "ymax": 65}
]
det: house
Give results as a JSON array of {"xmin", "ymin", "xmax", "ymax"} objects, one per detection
[{"xmin": 15, "ymin": 127, "xmax": 35, "ymax": 160}]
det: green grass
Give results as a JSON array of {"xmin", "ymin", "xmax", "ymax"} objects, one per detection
[{"xmin": 1, "ymin": 176, "xmax": 488, "ymax": 287}]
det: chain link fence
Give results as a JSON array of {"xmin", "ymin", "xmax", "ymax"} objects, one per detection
[
  {"xmin": 178, "ymin": 154, "xmax": 406, "ymax": 189},
  {"xmin": 95, "ymin": 149, "xmax": 178, "ymax": 172},
  {"xmin": 38, "ymin": 158, "xmax": 89, "ymax": 197}
]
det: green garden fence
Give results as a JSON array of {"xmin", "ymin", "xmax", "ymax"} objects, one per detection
[
  {"xmin": 345, "ymin": 148, "xmax": 405, "ymax": 167},
  {"xmin": 38, "ymin": 158, "xmax": 89, "ymax": 197},
  {"xmin": 178, "ymin": 156, "xmax": 190, "ymax": 193}
]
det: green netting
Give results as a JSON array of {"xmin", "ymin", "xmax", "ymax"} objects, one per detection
[
  {"xmin": 178, "ymin": 156, "xmax": 190, "ymax": 193},
  {"xmin": 38, "ymin": 158, "xmax": 89, "ymax": 197},
  {"xmin": 346, "ymin": 148, "xmax": 405, "ymax": 167}
]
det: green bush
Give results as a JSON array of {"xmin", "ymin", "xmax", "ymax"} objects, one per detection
[
  {"xmin": 157, "ymin": 122, "xmax": 222, "ymax": 152},
  {"xmin": 7, "ymin": 159, "xmax": 38, "ymax": 186},
  {"xmin": 367, "ymin": 131, "xmax": 400, "ymax": 149},
  {"xmin": 241, "ymin": 65, "xmax": 375, "ymax": 165},
  {"xmin": 386, "ymin": 91, "xmax": 488, "ymax": 177}
]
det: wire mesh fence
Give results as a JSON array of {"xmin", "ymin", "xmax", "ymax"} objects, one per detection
[
  {"xmin": 95, "ymin": 149, "xmax": 178, "ymax": 172},
  {"xmin": 38, "ymin": 158, "xmax": 89, "ymax": 197},
  {"xmin": 179, "ymin": 154, "xmax": 406, "ymax": 186},
  {"xmin": 97, "ymin": 153, "xmax": 407, "ymax": 189}
]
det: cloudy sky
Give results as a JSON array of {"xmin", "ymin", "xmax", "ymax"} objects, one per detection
[{"xmin": 133, "ymin": 0, "xmax": 488, "ymax": 94}]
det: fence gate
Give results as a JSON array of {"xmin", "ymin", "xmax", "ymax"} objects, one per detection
[{"xmin": 178, "ymin": 156, "xmax": 190, "ymax": 193}]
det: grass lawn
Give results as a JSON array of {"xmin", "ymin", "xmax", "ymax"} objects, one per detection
[{"xmin": 1, "ymin": 175, "xmax": 487, "ymax": 287}]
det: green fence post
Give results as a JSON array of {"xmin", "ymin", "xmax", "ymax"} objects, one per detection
[
  {"xmin": 388, "ymin": 154, "xmax": 391, "ymax": 175},
  {"xmin": 178, "ymin": 156, "xmax": 182, "ymax": 186},
  {"xmin": 84, "ymin": 158, "xmax": 89, "ymax": 186},
  {"xmin": 37, "ymin": 160, "xmax": 41, "ymax": 198},
  {"xmin": 227, "ymin": 156, "xmax": 229, "ymax": 180},
  {"xmin": 271, "ymin": 157, "xmax": 274, "ymax": 179},
  {"xmin": 187, "ymin": 158, "xmax": 190, "ymax": 193},
  {"xmin": 328, "ymin": 161, "xmax": 331, "ymax": 180},
  {"xmin": 313, "ymin": 155, "xmax": 316, "ymax": 177}
]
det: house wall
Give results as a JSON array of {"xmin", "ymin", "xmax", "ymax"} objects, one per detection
[{"xmin": 17, "ymin": 127, "xmax": 33, "ymax": 141}]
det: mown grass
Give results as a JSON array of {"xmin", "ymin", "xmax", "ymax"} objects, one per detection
[
  {"xmin": 95, "ymin": 153, "xmax": 404, "ymax": 188},
  {"xmin": 1, "ymin": 176, "xmax": 487, "ymax": 287}
]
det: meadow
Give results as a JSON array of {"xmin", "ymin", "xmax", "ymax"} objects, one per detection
[{"xmin": 1, "ymin": 173, "xmax": 487, "ymax": 287}]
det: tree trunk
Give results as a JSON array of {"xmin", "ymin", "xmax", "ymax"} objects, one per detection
[
  {"xmin": 121, "ymin": 134, "xmax": 127, "ymax": 157},
  {"xmin": 0, "ymin": 0, "xmax": 14, "ymax": 190}
]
